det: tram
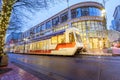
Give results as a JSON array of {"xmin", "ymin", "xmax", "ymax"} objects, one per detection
[{"xmin": 14, "ymin": 27, "xmax": 84, "ymax": 56}]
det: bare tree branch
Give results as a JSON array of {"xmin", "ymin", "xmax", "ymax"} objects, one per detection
[{"xmin": 7, "ymin": 0, "xmax": 62, "ymax": 33}]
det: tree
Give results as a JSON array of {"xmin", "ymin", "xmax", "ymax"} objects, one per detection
[
  {"xmin": 0, "ymin": 0, "xmax": 62, "ymax": 54},
  {"xmin": 0, "ymin": 0, "xmax": 14, "ymax": 54}
]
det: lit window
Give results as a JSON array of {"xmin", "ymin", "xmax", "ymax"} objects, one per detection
[
  {"xmin": 72, "ymin": 23, "xmax": 77, "ymax": 27},
  {"xmin": 78, "ymin": 23, "xmax": 82, "ymax": 31},
  {"xmin": 51, "ymin": 36, "xmax": 57, "ymax": 44},
  {"xmin": 39, "ymin": 42, "xmax": 43, "ymax": 49}
]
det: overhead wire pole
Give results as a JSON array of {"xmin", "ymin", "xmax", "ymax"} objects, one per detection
[
  {"xmin": 67, "ymin": 0, "xmax": 70, "ymax": 20},
  {"xmin": 97, "ymin": 1, "xmax": 109, "ymax": 79},
  {"xmin": 103, "ymin": 0, "xmax": 105, "ymax": 7},
  {"xmin": 102, "ymin": 0, "xmax": 110, "ymax": 28},
  {"xmin": 67, "ymin": 0, "xmax": 69, "ymax": 8},
  {"xmin": 102, "ymin": 0, "xmax": 110, "ymax": 48},
  {"xmin": 66, "ymin": 0, "xmax": 71, "ymax": 28}
]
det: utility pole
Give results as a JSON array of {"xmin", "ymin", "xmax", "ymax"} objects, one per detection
[
  {"xmin": 102, "ymin": 0, "xmax": 110, "ymax": 48},
  {"xmin": 67, "ymin": 0, "xmax": 69, "ymax": 8},
  {"xmin": 67, "ymin": 0, "xmax": 72, "ymax": 28}
]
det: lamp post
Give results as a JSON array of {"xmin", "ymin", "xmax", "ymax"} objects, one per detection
[
  {"xmin": 103, "ymin": 0, "xmax": 110, "ymax": 8},
  {"xmin": 66, "ymin": 0, "xmax": 72, "ymax": 28},
  {"xmin": 102, "ymin": 0, "xmax": 111, "ymax": 29},
  {"xmin": 101, "ymin": 9, "xmax": 106, "ymax": 29},
  {"xmin": 101, "ymin": 9, "xmax": 107, "ymax": 49}
]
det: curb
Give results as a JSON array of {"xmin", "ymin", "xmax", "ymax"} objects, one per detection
[
  {"xmin": 80, "ymin": 52, "xmax": 112, "ymax": 56},
  {"xmin": 112, "ymin": 54, "xmax": 120, "ymax": 56}
]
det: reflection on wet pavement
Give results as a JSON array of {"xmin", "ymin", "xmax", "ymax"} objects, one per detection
[{"xmin": 8, "ymin": 54, "xmax": 120, "ymax": 80}]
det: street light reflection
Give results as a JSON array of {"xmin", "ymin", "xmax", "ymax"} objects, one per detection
[
  {"xmin": 23, "ymin": 38, "xmax": 29, "ymax": 53},
  {"xmin": 98, "ymin": 56, "xmax": 101, "ymax": 58}
]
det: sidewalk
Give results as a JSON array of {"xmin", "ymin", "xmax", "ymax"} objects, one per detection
[
  {"xmin": 111, "ymin": 47, "xmax": 120, "ymax": 55},
  {"xmin": 81, "ymin": 49, "xmax": 112, "ymax": 56},
  {"xmin": 0, "ymin": 62, "xmax": 40, "ymax": 80},
  {"xmin": 81, "ymin": 52, "xmax": 112, "ymax": 56}
]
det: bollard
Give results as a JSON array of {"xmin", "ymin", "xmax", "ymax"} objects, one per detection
[{"xmin": 0, "ymin": 53, "xmax": 8, "ymax": 67}]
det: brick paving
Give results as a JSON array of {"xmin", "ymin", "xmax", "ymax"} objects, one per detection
[{"xmin": 0, "ymin": 62, "xmax": 40, "ymax": 80}]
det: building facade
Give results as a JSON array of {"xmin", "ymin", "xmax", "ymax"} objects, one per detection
[
  {"xmin": 17, "ymin": 1, "xmax": 108, "ymax": 51},
  {"xmin": 108, "ymin": 30, "xmax": 120, "ymax": 42},
  {"xmin": 108, "ymin": 30, "xmax": 120, "ymax": 48},
  {"xmin": 109, "ymin": 20, "xmax": 117, "ymax": 30},
  {"xmin": 113, "ymin": 5, "xmax": 120, "ymax": 32}
]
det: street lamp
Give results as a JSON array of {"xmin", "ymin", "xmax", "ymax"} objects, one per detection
[
  {"xmin": 101, "ymin": 9, "xmax": 106, "ymax": 17},
  {"xmin": 101, "ymin": 9, "xmax": 107, "ymax": 28},
  {"xmin": 102, "ymin": 0, "xmax": 110, "ymax": 28},
  {"xmin": 101, "ymin": 9, "xmax": 107, "ymax": 49}
]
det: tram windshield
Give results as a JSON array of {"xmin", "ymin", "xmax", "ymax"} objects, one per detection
[{"xmin": 75, "ymin": 33, "xmax": 82, "ymax": 43}]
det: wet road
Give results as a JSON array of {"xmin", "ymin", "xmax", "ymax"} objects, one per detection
[{"xmin": 8, "ymin": 53, "xmax": 120, "ymax": 80}]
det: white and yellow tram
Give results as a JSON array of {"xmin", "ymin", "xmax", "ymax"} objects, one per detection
[{"xmin": 14, "ymin": 27, "xmax": 84, "ymax": 56}]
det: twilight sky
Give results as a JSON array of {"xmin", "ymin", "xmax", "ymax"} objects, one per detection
[
  {"xmin": 22, "ymin": 0, "xmax": 120, "ymax": 31},
  {"xmin": 0, "ymin": 0, "xmax": 120, "ymax": 31},
  {"xmin": 0, "ymin": 0, "xmax": 1, "ymax": 10}
]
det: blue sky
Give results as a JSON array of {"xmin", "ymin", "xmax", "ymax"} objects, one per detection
[
  {"xmin": 0, "ymin": 0, "xmax": 1, "ymax": 10},
  {"xmin": 22, "ymin": 0, "xmax": 120, "ymax": 31},
  {"xmin": 0, "ymin": 0, "xmax": 120, "ymax": 31}
]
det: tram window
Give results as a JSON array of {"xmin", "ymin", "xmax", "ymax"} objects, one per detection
[
  {"xmin": 69, "ymin": 32, "xmax": 75, "ymax": 42},
  {"xmin": 76, "ymin": 33, "xmax": 82, "ymax": 42},
  {"xmin": 39, "ymin": 42, "xmax": 43, "ymax": 49},
  {"xmin": 58, "ymin": 34, "xmax": 65, "ymax": 43},
  {"xmin": 51, "ymin": 36, "xmax": 57, "ymax": 44},
  {"xmin": 34, "ymin": 43, "xmax": 36, "ymax": 50},
  {"xmin": 34, "ymin": 43, "xmax": 37, "ymax": 50},
  {"xmin": 38, "ymin": 42, "xmax": 40, "ymax": 49},
  {"xmin": 32, "ymin": 43, "xmax": 34, "ymax": 50},
  {"xmin": 27, "ymin": 45, "xmax": 29, "ymax": 50},
  {"xmin": 30, "ymin": 44, "xmax": 32, "ymax": 50},
  {"xmin": 36, "ymin": 42, "xmax": 39, "ymax": 49}
]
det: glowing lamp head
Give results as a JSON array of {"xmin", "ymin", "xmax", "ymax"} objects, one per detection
[{"xmin": 101, "ymin": 9, "xmax": 106, "ymax": 17}]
